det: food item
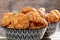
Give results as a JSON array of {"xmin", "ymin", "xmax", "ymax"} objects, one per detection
[
  {"xmin": 50, "ymin": 9, "xmax": 60, "ymax": 21},
  {"xmin": 11, "ymin": 13, "xmax": 29, "ymax": 29},
  {"xmin": 1, "ymin": 7, "xmax": 59, "ymax": 30},
  {"xmin": 1, "ymin": 12, "xmax": 14, "ymax": 27},
  {"xmin": 36, "ymin": 18, "xmax": 48, "ymax": 29},
  {"xmin": 29, "ymin": 18, "xmax": 48, "ymax": 29},
  {"xmin": 26, "ymin": 11, "xmax": 40, "ymax": 22},
  {"xmin": 19, "ymin": 7, "xmax": 37, "ymax": 14},
  {"xmin": 37, "ymin": 8, "xmax": 45, "ymax": 18},
  {"xmin": 45, "ymin": 13, "xmax": 59, "ymax": 23}
]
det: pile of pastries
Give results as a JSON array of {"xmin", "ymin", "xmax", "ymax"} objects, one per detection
[{"xmin": 1, "ymin": 7, "xmax": 60, "ymax": 29}]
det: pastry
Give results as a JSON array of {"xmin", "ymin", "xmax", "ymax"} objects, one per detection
[
  {"xmin": 11, "ymin": 13, "xmax": 29, "ymax": 29},
  {"xmin": 1, "ymin": 12, "xmax": 14, "ymax": 27},
  {"xmin": 19, "ymin": 7, "xmax": 37, "ymax": 14}
]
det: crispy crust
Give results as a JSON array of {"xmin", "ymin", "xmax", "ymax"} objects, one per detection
[
  {"xmin": 37, "ymin": 8, "xmax": 45, "ymax": 18},
  {"xmin": 29, "ymin": 18, "xmax": 48, "ymax": 29},
  {"xmin": 45, "ymin": 13, "xmax": 59, "ymax": 23},
  {"xmin": 19, "ymin": 7, "xmax": 37, "ymax": 14},
  {"xmin": 50, "ymin": 9, "xmax": 60, "ymax": 21},
  {"xmin": 1, "ymin": 12, "xmax": 14, "ymax": 27},
  {"xmin": 11, "ymin": 13, "xmax": 29, "ymax": 29},
  {"xmin": 26, "ymin": 11, "xmax": 41, "ymax": 22}
]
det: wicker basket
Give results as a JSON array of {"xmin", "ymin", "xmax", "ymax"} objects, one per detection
[
  {"xmin": 43, "ymin": 22, "xmax": 59, "ymax": 37},
  {"xmin": 3, "ymin": 26, "xmax": 47, "ymax": 40}
]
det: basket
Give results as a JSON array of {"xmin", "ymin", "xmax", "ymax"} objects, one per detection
[
  {"xmin": 3, "ymin": 26, "xmax": 47, "ymax": 40},
  {"xmin": 43, "ymin": 22, "xmax": 59, "ymax": 37}
]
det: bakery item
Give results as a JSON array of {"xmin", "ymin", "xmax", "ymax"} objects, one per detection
[
  {"xmin": 37, "ymin": 8, "xmax": 45, "ymax": 18},
  {"xmin": 11, "ymin": 13, "xmax": 29, "ymax": 29},
  {"xmin": 1, "ymin": 12, "xmax": 14, "ymax": 27},
  {"xmin": 26, "ymin": 11, "xmax": 40, "ymax": 22},
  {"xmin": 44, "ymin": 13, "xmax": 59, "ymax": 23},
  {"xmin": 29, "ymin": 18, "xmax": 48, "ymax": 29},
  {"xmin": 50, "ymin": 9, "xmax": 60, "ymax": 21},
  {"xmin": 19, "ymin": 7, "xmax": 37, "ymax": 14}
]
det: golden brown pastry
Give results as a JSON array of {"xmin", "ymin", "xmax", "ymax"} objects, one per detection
[
  {"xmin": 37, "ymin": 8, "xmax": 45, "ymax": 18},
  {"xmin": 29, "ymin": 18, "xmax": 48, "ymax": 29},
  {"xmin": 19, "ymin": 7, "xmax": 37, "ymax": 14},
  {"xmin": 2, "ymin": 7, "xmax": 60, "ymax": 29},
  {"xmin": 44, "ymin": 13, "xmax": 59, "ymax": 23},
  {"xmin": 36, "ymin": 18, "xmax": 48, "ymax": 28},
  {"xmin": 1, "ymin": 12, "xmax": 14, "ymax": 27},
  {"xmin": 26, "ymin": 11, "xmax": 41, "ymax": 22},
  {"xmin": 11, "ymin": 13, "xmax": 29, "ymax": 29},
  {"xmin": 50, "ymin": 9, "xmax": 60, "ymax": 21}
]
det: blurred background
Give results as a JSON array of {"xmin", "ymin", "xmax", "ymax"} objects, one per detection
[{"xmin": 0, "ymin": 0, "xmax": 60, "ymax": 37}]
